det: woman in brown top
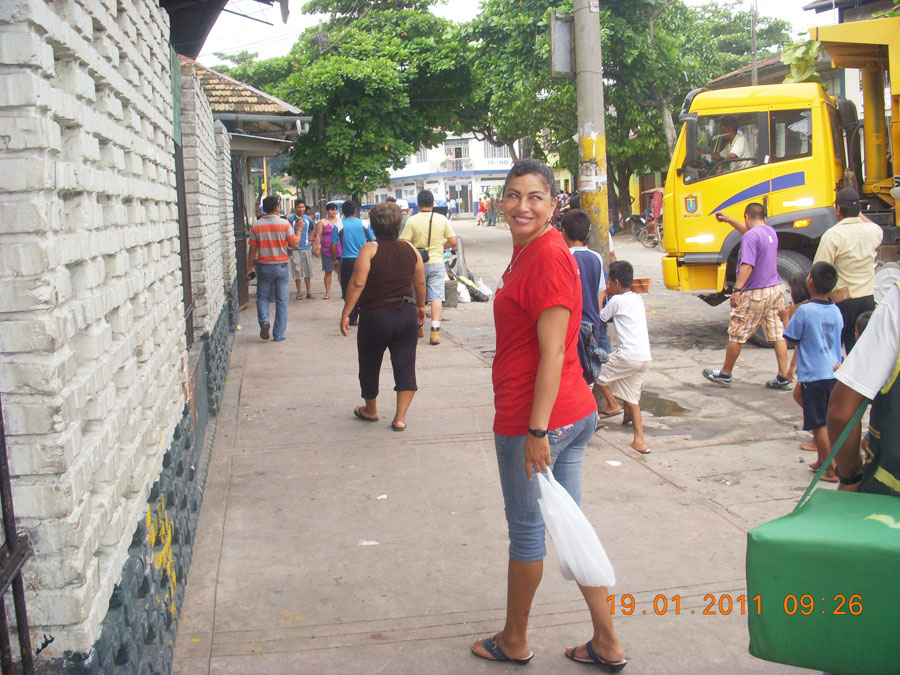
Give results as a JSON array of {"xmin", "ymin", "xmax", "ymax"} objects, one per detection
[{"xmin": 341, "ymin": 202, "xmax": 427, "ymax": 431}]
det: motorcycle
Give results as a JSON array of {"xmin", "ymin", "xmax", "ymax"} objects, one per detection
[{"xmin": 624, "ymin": 209, "xmax": 664, "ymax": 248}]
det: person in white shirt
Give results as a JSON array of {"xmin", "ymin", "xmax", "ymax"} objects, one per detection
[
  {"xmin": 711, "ymin": 116, "xmax": 753, "ymax": 171},
  {"xmin": 595, "ymin": 261, "xmax": 652, "ymax": 454},
  {"xmin": 828, "ymin": 282, "xmax": 900, "ymax": 495}
]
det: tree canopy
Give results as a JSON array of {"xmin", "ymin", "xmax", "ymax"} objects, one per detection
[
  {"xmin": 454, "ymin": 0, "xmax": 575, "ymax": 164},
  {"xmin": 208, "ymin": 0, "xmax": 791, "ymax": 206},
  {"xmin": 212, "ymin": 2, "xmax": 469, "ymax": 196}
]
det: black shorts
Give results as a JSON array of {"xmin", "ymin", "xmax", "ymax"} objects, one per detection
[{"xmin": 800, "ymin": 378, "xmax": 836, "ymax": 431}]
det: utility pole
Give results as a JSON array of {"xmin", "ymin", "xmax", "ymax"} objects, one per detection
[
  {"xmin": 750, "ymin": 0, "xmax": 758, "ymax": 86},
  {"xmin": 574, "ymin": 0, "xmax": 610, "ymax": 265}
]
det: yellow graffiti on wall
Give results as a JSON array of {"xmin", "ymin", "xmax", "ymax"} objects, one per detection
[{"xmin": 146, "ymin": 495, "xmax": 178, "ymax": 618}]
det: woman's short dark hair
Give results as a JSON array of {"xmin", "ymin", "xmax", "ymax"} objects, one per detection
[
  {"xmin": 503, "ymin": 159, "xmax": 557, "ymax": 198},
  {"xmin": 369, "ymin": 203, "xmax": 402, "ymax": 240}
]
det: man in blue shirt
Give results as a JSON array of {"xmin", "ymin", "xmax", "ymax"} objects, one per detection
[
  {"xmin": 337, "ymin": 201, "xmax": 374, "ymax": 325},
  {"xmin": 288, "ymin": 200, "xmax": 317, "ymax": 299}
]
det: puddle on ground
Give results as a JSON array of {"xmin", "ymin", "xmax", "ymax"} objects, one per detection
[{"xmin": 640, "ymin": 390, "xmax": 690, "ymax": 417}]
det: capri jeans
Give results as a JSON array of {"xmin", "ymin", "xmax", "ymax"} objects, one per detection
[
  {"xmin": 494, "ymin": 411, "xmax": 598, "ymax": 562},
  {"xmin": 357, "ymin": 304, "xmax": 418, "ymax": 399}
]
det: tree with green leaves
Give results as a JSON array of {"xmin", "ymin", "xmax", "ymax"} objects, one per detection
[
  {"xmin": 211, "ymin": 2, "xmax": 469, "ymax": 198},
  {"xmin": 454, "ymin": 0, "xmax": 576, "ymax": 165},
  {"xmin": 278, "ymin": 6, "xmax": 468, "ymax": 196},
  {"xmin": 212, "ymin": 50, "xmax": 260, "ymax": 74}
]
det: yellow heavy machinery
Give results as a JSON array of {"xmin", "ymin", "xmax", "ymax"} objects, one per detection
[{"xmin": 662, "ymin": 17, "xmax": 898, "ymax": 313}]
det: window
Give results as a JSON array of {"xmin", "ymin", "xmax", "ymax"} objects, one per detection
[
  {"xmin": 484, "ymin": 141, "xmax": 510, "ymax": 159},
  {"xmin": 445, "ymin": 140, "xmax": 470, "ymax": 158},
  {"xmin": 415, "ymin": 146, "xmax": 428, "ymax": 163},
  {"xmin": 686, "ymin": 113, "xmax": 760, "ymax": 182},
  {"xmin": 771, "ymin": 109, "xmax": 812, "ymax": 162}
]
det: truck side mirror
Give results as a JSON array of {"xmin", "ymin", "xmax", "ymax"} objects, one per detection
[
  {"xmin": 836, "ymin": 97, "xmax": 858, "ymax": 130},
  {"xmin": 683, "ymin": 117, "xmax": 698, "ymax": 166}
]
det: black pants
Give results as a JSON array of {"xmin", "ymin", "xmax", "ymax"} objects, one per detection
[
  {"xmin": 339, "ymin": 257, "xmax": 358, "ymax": 322},
  {"xmin": 837, "ymin": 294, "xmax": 875, "ymax": 354},
  {"xmin": 357, "ymin": 305, "xmax": 418, "ymax": 400}
]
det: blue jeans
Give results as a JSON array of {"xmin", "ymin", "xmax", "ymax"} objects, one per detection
[
  {"xmin": 494, "ymin": 411, "xmax": 598, "ymax": 562},
  {"xmin": 256, "ymin": 263, "xmax": 290, "ymax": 340}
]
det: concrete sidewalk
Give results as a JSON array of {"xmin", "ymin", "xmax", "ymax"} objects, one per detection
[{"xmin": 173, "ymin": 230, "xmax": 808, "ymax": 674}]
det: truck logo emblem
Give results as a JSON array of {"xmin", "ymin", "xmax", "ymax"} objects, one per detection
[{"xmin": 685, "ymin": 195, "xmax": 698, "ymax": 213}]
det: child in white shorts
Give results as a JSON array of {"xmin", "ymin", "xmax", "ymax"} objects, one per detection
[{"xmin": 595, "ymin": 261, "xmax": 652, "ymax": 454}]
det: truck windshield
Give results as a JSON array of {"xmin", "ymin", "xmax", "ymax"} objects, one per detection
[{"xmin": 685, "ymin": 114, "xmax": 759, "ymax": 183}]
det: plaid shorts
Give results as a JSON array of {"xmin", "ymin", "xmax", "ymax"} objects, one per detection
[{"xmin": 727, "ymin": 285, "xmax": 785, "ymax": 344}]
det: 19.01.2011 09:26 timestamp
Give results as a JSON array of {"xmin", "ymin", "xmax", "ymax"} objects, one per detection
[
  {"xmin": 607, "ymin": 594, "xmax": 757, "ymax": 616},
  {"xmin": 607, "ymin": 594, "xmax": 863, "ymax": 616}
]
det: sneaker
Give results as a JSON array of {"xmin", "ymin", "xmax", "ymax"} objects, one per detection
[
  {"xmin": 429, "ymin": 327, "xmax": 440, "ymax": 345},
  {"xmin": 766, "ymin": 376, "xmax": 792, "ymax": 391},
  {"xmin": 702, "ymin": 368, "xmax": 732, "ymax": 386},
  {"xmin": 260, "ymin": 321, "xmax": 270, "ymax": 340},
  {"xmin": 418, "ymin": 324, "xmax": 425, "ymax": 338}
]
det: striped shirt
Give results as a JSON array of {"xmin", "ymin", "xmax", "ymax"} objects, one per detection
[{"xmin": 250, "ymin": 215, "xmax": 296, "ymax": 264}]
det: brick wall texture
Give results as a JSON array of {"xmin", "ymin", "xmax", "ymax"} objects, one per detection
[
  {"xmin": 180, "ymin": 65, "xmax": 231, "ymax": 342},
  {"xmin": 0, "ymin": 0, "xmax": 231, "ymax": 656},
  {"xmin": 215, "ymin": 122, "xmax": 237, "ymax": 294}
]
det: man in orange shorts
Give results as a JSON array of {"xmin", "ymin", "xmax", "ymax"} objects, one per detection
[{"xmin": 702, "ymin": 203, "xmax": 791, "ymax": 389}]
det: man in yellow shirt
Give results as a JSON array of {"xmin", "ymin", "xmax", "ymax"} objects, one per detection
[
  {"xmin": 813, "ymin": 188, "xmax": 883, "ymax": 352},
  {"xmin": 400, "ymin": 190, "xmax": 457, "ymax": 344}
]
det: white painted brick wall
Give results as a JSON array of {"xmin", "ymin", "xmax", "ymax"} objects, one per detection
[
  {"xmin": 180, "ymin": 65, "xmax": 233, "ymax": 340},
  {"xmin": 0, "ymin": 0, "xmax": 196, "ymax": 654},
  {"xmin": 215, "ymin": 121, "xmax": 237, "ymax": 291}
]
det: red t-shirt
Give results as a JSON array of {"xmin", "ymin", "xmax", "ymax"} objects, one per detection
[{"xmin": 492, "ymin": 228, "xmax": 596, "ymax": 435}]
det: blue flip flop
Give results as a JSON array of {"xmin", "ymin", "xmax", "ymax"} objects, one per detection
[
  {"xmin": 565, "ymin": 642, "xmax": 627, "ymax": 672},
  {"xmin": 472, "ymin": 634, "xmax": 534, "ymax": 665}
]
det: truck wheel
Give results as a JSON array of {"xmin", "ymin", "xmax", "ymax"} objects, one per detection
[{"xmin": 749, "ymin": 250, "xmax": 811, "ymax": 348}]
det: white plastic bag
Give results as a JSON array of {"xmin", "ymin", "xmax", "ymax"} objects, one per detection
[
  {"xmin": 537, "ymin": 468, "xmax": 616, "ymax": 587},
  {"xmin": 457, "ymin": 281, "xmax": 471, "ymax": 303},
  {"xmin": 476, "ymin": 277, "xmax": 493, "ymax": 300}
]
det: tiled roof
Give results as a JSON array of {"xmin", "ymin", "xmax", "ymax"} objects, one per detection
[{"xmin": 179, "ymin": 55, "xmax": 301, "ymax": 116}]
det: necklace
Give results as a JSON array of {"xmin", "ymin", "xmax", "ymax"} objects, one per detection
[{"xmin": 498, "ymin": 224, "xmax": 550, "ymax": 289}]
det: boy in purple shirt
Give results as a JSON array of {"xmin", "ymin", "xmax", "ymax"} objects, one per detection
[{"xmin": 702, "ymin": 202, "xmax": 791, "ymax": 389}]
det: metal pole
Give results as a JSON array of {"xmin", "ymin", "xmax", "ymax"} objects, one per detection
[
  {"xmin": 0, "ymin": 395, "xmax": 33, "ymax": 672},
  {"xmin": 750, "ymin": 0, "xmax": 758, "ymax": 86},
  {"xmin": 574, "ymin": 0, "xmax": 610, "ymax": 265}
]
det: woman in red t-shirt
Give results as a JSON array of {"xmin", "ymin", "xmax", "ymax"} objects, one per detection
[{"xmin": 471, "ymin": 160, "xmax": 626, "ymax": 670}]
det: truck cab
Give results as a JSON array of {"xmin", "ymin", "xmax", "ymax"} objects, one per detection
[
  {"xmin": 662, "ymin": 16, "xmax": 899, "ymax": 307},
  {"xmin": 662, "ymin": 84, "xmax": 844, "ymax": 301}
]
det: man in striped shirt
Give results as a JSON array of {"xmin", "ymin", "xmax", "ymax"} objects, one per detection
[{"xmin": 248, "ymin": 196, "xmax": 300, "ymax": 341}]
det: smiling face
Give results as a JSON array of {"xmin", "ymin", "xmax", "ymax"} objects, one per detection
[{"xmin": 502, "ymin": 173, "xmax": 558, "ymax": 246}]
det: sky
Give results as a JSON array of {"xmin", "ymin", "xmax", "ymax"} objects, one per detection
[{"xmin": 197, "ymin": 0, "xmax": 836, "ymax": 67}]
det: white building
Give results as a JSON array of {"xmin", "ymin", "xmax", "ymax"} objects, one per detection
[{"xmin": 368, "ymin": 135, "xmax": 518, "ymax": 215}]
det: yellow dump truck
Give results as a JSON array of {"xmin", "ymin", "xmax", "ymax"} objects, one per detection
[{"xmin": 662, "ymin": 17, "xmax": 898, "ymax": 311}]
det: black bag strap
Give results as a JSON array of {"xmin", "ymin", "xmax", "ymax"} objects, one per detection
[
  {"xmin": 794, "ymin": 398, "xmax": 869, "ymax": 513},
  {"xmin": 426, "ymin": 211, "xmax": 434, "ymax": 252}
]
